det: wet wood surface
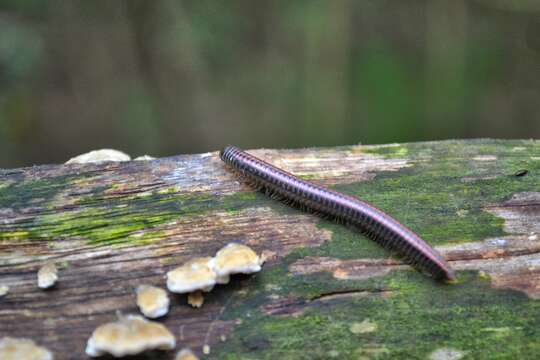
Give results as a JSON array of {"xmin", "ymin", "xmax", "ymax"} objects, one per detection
[{"xmin": 1, "ymin": 140, "xmax": 539, "ymax": 359}]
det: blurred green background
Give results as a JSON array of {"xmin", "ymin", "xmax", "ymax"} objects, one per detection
[{"xmin": 0, "ymin": 0, "xmax": 539, "ymax": 167}]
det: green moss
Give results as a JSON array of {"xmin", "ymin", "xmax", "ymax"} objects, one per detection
[
  {"xmin": 211, "ymin": 268, "xmax": 540, "ymax": 359},
  {"xmin": 362, "ymin": 144, "xmax": 409, "ymax": 158},
  {"xmin": 0, "ymin": 174, "xmax": 74, "ymax": 209},
  {"xmin": 0, "ymin": 230, "xmax": 30, "ymax": 240},
  {"xmin": 0, "ymin": 181, "xmax": 278, "ymax": 246},
  {"xmin": 126, "ymin": 230, "xmax": 167, "ymax": 246},
  {"xmin": 296, "ymin": 223, "xmax": 391, "ymax": 261},
  {"xmin": 297, "ymin": 174, "xmax": 326, "ymax": 181},
  {"xmin": 27, "ymin": 191, "xmax": 227, "ymax": 245},
  {"xmin": 222, "ymin": 192, "xmax": 259, "ymax": 216},
  {"xmin": 306, "ymin": 139, "xmax": 540, "ymax": 261},
  {"xmin": 248, "ymin": 140, "xmax": 540, "ymax": 265}
]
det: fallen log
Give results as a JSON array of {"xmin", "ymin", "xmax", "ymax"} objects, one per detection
[{"xmin": 1, "ymin": 139, "xmax": 539, "ymax": 359}]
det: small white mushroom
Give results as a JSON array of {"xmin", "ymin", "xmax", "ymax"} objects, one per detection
[
  {"xmin": 175, "ymin": 348, "xmax": 199, "ymax": 360},
  {"xmin": 187, "ymin": 291, "xmax": 204, "ymax": 308},
  {"xmin": 37, "ymin": 263, "xmax": 58, "ymax": 289},
  {"xmin": 85, "ymin": 314, "xmax": 175, "ymax": 357},
  {"xmin": 166, "ymin": 257, "xmax": 217, "ymax": 293},
  {"xmin": 136, "ymin": 285, "xmax": 170, "ymax": 318},
  {"xmin": 0, "ymin": 337, "xmax": 53, "ymax": 360},
  {"xmin": 66, "ymin": 149, "xmax": 131, "ymax": 164},
  {"xmin": 0, "ymin": 285, "xmax": 9, "ymax": 298},
  {"xmin": 202, "ymin": 344, "xmax": 210, "ymax": 355},
  {"xmin": 210, "ymin": 243, "xmax": 263, "ymax": 279}
]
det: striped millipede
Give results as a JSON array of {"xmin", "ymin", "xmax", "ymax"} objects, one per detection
[{"xmin": 220, "ymin": 145, "xmax": 456, "ymax": 282}]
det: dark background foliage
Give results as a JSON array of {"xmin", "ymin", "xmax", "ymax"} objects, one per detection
[{"xmin": 0, "ymin": 0, "xmax": 539, "ymax": 167}]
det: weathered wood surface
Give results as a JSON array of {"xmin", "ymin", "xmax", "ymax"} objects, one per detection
[{"xmin": 1, "ymin": 139, "xmax": 540, "ymax": 359}]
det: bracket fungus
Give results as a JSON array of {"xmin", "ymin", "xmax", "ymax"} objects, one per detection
[
  {"xmin": 66, "ymin": 149, "xmax": 131, "ymax": 164},
  {"xmin": 136, "ymin": 285, "xmax": 170, "ymax": 318},
  {"xmin": 175, "ymin": 348, "xmax": 199, "ymax": 360},
  {"xmin": 0, "ymin": 285, "xmax": 8, "ymax": 298},
  {"xmin": 166, "ymin": 257, "xmax": 217, "ymax": 293},
  {"xmin": 0, "ymin": 337, "xmax": 53, "ymax": 360},
  {"xmin": 85, "ymin": 314, "xmax": 176, "ymax": 357},
  {"xmin": 166, "ymin": 244, "xmax": 263, "ymax": 308},
  {"xmin": 210, "ymin": 243, "xmax": 263, "ymax": 280},
  {"xmin": 166, "ymin": 257, "xmax": 218, "ymax": 308},
  {"xmin": 37, "ymin": 263, "xmax": 58, "ymax": 289}
]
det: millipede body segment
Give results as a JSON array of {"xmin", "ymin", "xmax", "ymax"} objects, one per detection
[{"xmin": 220, "ymin": 146, "xmax": 456, "ymax": 282}]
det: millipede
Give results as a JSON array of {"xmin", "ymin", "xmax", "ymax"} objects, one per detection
[{"xmin": 220, "ymin": 145, "xmax": 456, "ymax": 282}]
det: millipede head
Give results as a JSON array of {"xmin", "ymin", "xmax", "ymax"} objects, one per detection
[{"xmin": 220, "ymin": 145, "xmax": 238, "ymax": 162}]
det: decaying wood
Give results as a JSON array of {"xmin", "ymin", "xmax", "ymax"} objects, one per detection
[{"xmin": 1, "ymin": 140, "xmax": 540, "ymax": 359}]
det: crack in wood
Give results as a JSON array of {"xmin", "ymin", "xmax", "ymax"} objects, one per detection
[{"xmin": 308, "ymin": 288, "xmax": 393, "ymax": 302}]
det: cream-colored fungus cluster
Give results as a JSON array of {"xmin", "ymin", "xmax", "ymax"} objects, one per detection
[
  {"xmin": 166, "ymin": 243, "xmax": 264, "ymax": 307},
  {"xmin": 23, "ymin": 243, "xmax": 263, "ymax": 358}
]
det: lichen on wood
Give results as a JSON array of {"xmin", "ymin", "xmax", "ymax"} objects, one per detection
[{"xmin": 1, "ymin": 139, "xmax": 540, "ymax": 359}]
